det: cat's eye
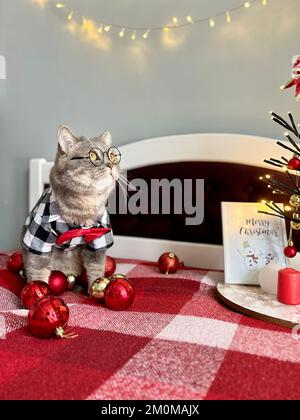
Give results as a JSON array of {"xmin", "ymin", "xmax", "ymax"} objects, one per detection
[
  {"xmin": 90, "ymin": 152, "xmax": 98, "ymax": 162},
  {"xmin": 108, "ymin": 147, "xmax": 121, "ymax": 165},
  {"xmin": 89, "ymin": 148, "xmax": 102, "ymax": 165}
]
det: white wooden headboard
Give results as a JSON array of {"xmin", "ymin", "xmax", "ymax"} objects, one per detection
[{"xmin": 29, "ymin": 133, "xmax": 282, "ymax": 270}]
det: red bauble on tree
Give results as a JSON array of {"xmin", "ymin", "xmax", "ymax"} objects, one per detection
[
  {"xmin": 48, "ymin": 271, "xmax": 69, "ymax": 296},
  {"xmin": 158, "ymin": 253, "xmax": 181, "ymax": 275},
  {"xmin": 284, "ymin": 245, "xmax": 298, "ymax": 258},
  {"xmin": 21, "ymin": 281, "xmax": 51, "ymax": 310},
  {"xmin": 288, "ymin": 157, "xmax": 300, "ymax": 171},
  {"xmin": 105, "ymin": 256, "xmax": 117, "ymax": 277},
  {"xmin": 7, "ymin": 251, "xmax": 23, "ymax": 274},
  {"xmin": 104, "ymin": 277, "xmax": 135, "ymax": 311},
  {"xmin": 27, "ymin": 296, "xmax": 72, "ymax": 339}
]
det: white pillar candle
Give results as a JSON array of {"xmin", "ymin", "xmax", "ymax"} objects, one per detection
[{"xmin": 258, "ymin": 261, "xmax": 285, "ymax": 295}]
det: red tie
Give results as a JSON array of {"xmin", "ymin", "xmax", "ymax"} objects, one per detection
[{"xmin": 56, "ymin": 227, "xmax": 111, "ymax": 246}]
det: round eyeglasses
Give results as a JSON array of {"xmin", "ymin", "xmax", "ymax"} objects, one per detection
[{"xmin": 70, "ymin": 146, "xmax": 121, "ymax": 167}]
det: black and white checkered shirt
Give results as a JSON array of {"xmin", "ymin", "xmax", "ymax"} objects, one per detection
[{"xmin": 22, "ymin": 187, "xmax": 114, "ymax": 255}]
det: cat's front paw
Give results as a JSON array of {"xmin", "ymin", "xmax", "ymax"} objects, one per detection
[{"xmin": 25, "ymin": 271, "xmax": 50, "ymax": 284}]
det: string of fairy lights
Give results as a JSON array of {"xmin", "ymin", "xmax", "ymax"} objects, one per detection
[{"xmin": 32, "ymin": 0, "xmax": 270, "ymax": 43}]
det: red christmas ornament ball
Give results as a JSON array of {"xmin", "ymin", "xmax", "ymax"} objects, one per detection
[
  {"xmin": 21, "ymin": 281, "xmax": 51, "ymax": 310},
  {"xmin": 48, "ymin": 271, "xmax": 68, "ymax": 296},
  {"xmin": 158, "ymin": 252, "xmax": 181, "ymax": 275},
  {"xmin": 288, "ymin": 157, "xmax": 300, "ymax": 171},
  {"xmin": 104, "ymin": 278, "xmax": 135, "ymax": 311},
  {"xmin": 0, "ymin": 269, "xmax": 26, "ymax": 298},
  {"xmin": 105, "ymin": 256, "xmax": 117, "ymax": 277},
  {"xmin": 7, "ymin": 251, "xmax": 23, "ymax": 274},
  {"xmin": 284, "ymin": 245, "xmax": 298, "ymax": 258},
  {"xmin": 28, "ymin": 296, "xmax": 70, "ymax": 339}
]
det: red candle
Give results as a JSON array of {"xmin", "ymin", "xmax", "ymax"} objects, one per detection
[{"xmin": 278, "ymin": 268, "xmax": 300, "ymax": 305}]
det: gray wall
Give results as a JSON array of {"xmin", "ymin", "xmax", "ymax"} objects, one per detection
[{"xmin": 0, "ymin": 0, "xmax": 299, "ymax": 249}]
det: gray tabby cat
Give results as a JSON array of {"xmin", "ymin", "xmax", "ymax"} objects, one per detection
[{"xmin": 22, "ymin": 126, "xmax": 119, "ymax": 290}]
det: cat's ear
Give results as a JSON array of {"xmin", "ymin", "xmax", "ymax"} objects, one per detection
[
  {"xmin": 57, "ymin": 126, "xmax": 77, "ymax": 154},
  {"xmin": 100, "ymin": 131, "xmax": 112, "ymax": 148}
]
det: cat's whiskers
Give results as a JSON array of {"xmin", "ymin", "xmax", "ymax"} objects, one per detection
[
  {"xmin": 118, "ymin": 173, "xmax": 137, "ymax": 192},
  {"xmin": 117, "ymin": 179, "xmax": 129, "ymax": 199},
  {"xmin": 118, "ymin": 176, "xmax": 129, "ymax": 188},
  {"xmin": 118, "ymin": 177, "xmax": 135, "ymax": 195}
]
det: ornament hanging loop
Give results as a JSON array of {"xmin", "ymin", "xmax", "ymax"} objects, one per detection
[{"xmin": 55, "ymin": 326, "xmax": 78, "ymax": 339}]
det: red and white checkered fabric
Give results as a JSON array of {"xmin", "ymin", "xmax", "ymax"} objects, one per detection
[{"xmin": 0, "ymin": 251, "xmax": 299, "ymax": 400}]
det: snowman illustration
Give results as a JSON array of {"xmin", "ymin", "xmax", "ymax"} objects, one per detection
[
  {"xmin": 239, "ymin": 241, "xmax": 260, "ymax": 271},
  {"xmin": 238, "ymin": 242, "xmax": 276, "ymax": 271},
  {"xmin": 261, "ymin": 249, "xmax": 275, "ymax": 266}
]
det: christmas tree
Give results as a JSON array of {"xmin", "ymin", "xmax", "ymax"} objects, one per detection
[{"xmin": 259, "ymin": 56, "xmax": 300, "ymax": 259}]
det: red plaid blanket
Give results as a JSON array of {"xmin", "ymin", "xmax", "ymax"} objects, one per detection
[{"xmin": 0, "ymin": 251, "xmax": 299, "ymax": 400}]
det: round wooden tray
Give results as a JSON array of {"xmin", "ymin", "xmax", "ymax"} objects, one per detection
[{"xmin": 217, "ymin": 283, "xmax": 300, "ymax": 329}]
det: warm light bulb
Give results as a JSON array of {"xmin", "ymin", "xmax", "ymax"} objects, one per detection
[
  {"xmin": 163, "ymin": 27, "xmax": 170, "ymax": 32},
  {"xmin": 104, "ymin": 25, "xmax": 111, "ymax": 32},
  {"xmin": 244, "ymin": 1, "xmax": 251, "ymax": 8},
  {"xmin": 131, "ymin": 30, "xmax": 136, "ymax": 40},
  {"xmin": 119, "ymin": 28, "xmax": 125, "ymax": 38},
  {"xmin": 209, "ymin": 18, "xmax": 215, "ymax": 28},
  {"xmin": 143, "ymin": 30, "xmax": 150, "ymax": 39},
  {"xmin": 262, "ymin": 0, "xmax": 267, "ymax": 5},
  {"xmin": 226, "ymin": 11, "xmax": 231, "ymax": 23},
  {"xmin": 56, "ymin": 3, "xmax": 64, "ymax": 8},
  {"xmin": 186, "ymin": 15, "xmax": 193, "ymax": 24},
  {"xmin": 67, "ymin": 11, "xmax": 73, "ymax": 21},
  {"xmin": 172, "ymin": 17, "xmax": 178, "ymax": 26},
  {"xmin": 98, "ymin": 25, "xmax": 103, "ymax": 33},
  {"xmin": 82, "ymin": 17, "xmax": 94, "ymax": 32}
]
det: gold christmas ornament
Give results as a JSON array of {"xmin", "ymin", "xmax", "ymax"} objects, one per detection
[
  {"xmin": 67, "ymin": 274, "xmax": 76, "ymax": 291},
  {"xmin": 290, "ymin": 195, "xmax": 300, "ymax": 207},
  {"xmin": 110, "ymin": 274, "xmax": 127, "ymax": 280},
  {"xmin": 90, "ymin": 277, "xmax": 111, "ymax": 301},
  {"xmin": 291, "ymin": 221, "xmax": 300, "ymax": 230}
]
